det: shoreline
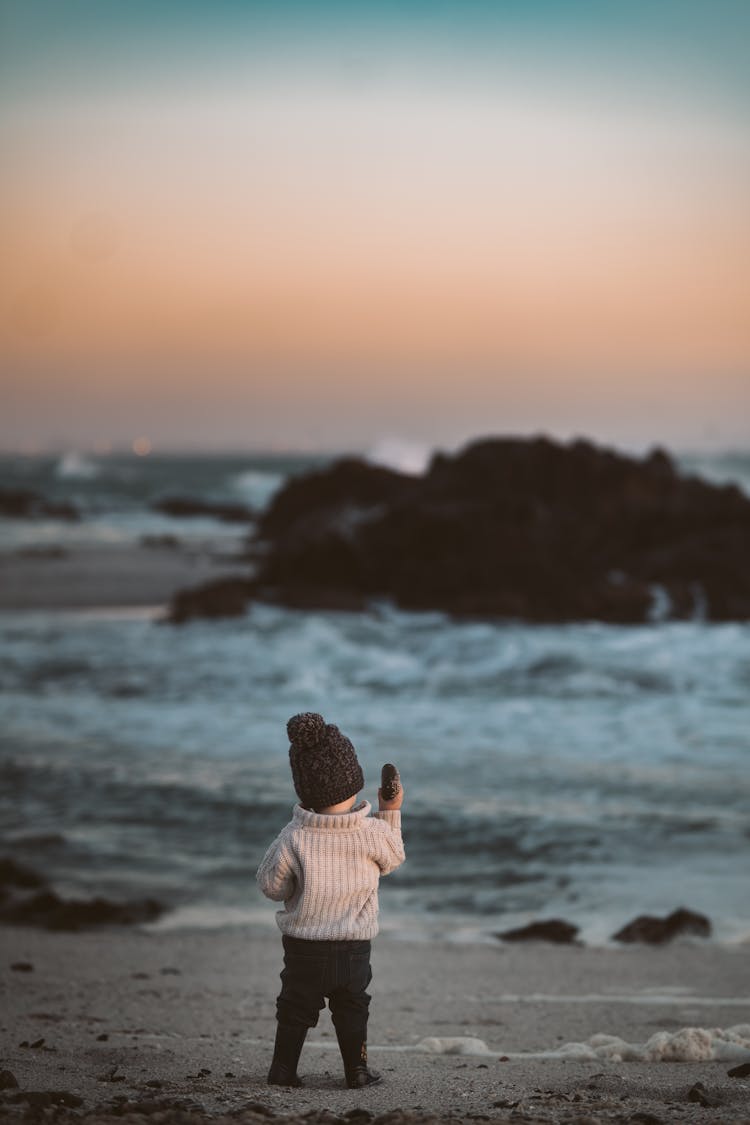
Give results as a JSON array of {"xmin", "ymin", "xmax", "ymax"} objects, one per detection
[
  {"xmin": 0, "ymin": 540, "xmax": 249, "ymax": 611},
  {"xmin": 2, "ymin": 923, "xmax": 749, "ymax": 1123},
  {"xmin": 4, "ymin": 852, "xmax": 747, "ymax": 955},
  {"xmin": 3, "ymin": 891, "xmax": 750, "ymax": 953},
  {"xmin": 144, "ymin": 899, "xmax": 750, "ymax": 949}
]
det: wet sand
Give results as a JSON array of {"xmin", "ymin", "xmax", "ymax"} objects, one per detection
[
  {"xmin": 2, "ymin": 924, "xmax": 749, "ymax": 1123},
  {"xmin": 0, "ymin": 542, "xmax": 249, "ymax": 610}
]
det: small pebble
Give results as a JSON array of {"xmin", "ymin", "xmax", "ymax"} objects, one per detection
[{"xmin": 688, "ymin": 1081, "xmax": 720, "ymax": 1108}]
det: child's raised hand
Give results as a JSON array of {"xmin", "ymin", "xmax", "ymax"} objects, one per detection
[{"xmin": 378, "ymin": 763, "xmax": 403, "ymax": 810}]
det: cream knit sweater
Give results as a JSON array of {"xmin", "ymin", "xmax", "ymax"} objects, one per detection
[{"xmin": 256, "ymin": 801, "xmax": 405, "ymax": 940}]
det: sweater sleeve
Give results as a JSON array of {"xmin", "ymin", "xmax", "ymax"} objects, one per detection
[
  {"xmin": 256, "ymin": 829, "xmax": 297, "ymax": 902},
  {"xmin": 370, "ymin": 810, "xmax": 405, "ymax": 875}
]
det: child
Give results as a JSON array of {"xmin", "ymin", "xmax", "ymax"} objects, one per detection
[{"xmin": 256, "ymin": 712, "xmax": 405, "ymax": 1089}]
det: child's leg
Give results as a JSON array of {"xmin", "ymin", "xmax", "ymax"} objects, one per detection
[
  {"xmin": 267, "ymin": 1024, "xmax": 307, "ymax": 1087},
  {"xmin": 328, "ymin": 942, "xmax": 381, "ymax": 1088},
  {"xmin": 269, "ymin": 938, "xmax": 326, "ymax": 1086}
]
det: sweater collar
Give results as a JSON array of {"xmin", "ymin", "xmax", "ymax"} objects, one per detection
[{"xmin": 292, "ymin": 800, "xmax": 371, "ymax": 830}]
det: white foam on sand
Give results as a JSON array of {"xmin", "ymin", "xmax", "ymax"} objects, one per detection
[
  {"xmin": 255, "ymin": 1026, "xmax": 750, "ymax": 1064},
  {"xmin": 416, "ymin": 1037, "xmax": 494, "ymax": 1056},
  {"xmin": 377, "ymin": 1026, "xmax": 750, "ymax": 1063},
  {"xmin": 549, "ymin": 1024, "xmax": 750, "ymax": 1063}
]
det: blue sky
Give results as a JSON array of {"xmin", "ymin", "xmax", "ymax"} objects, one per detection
[{"xmin": 3, "ymin": 1, "xmax": 749, "ymax": 88}]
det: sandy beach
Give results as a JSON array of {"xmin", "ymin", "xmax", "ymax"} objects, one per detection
[
  {"xmin": 0, "ymin": 542, "xmax": 248, "ymax": 611},
  {"xmin": 2, "ymin": 924, "xmax": 749, "ymax": 1123}
]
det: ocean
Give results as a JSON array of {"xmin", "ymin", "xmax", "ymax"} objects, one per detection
[{"xmin": 1, "ymin": 447, "xmax": 749, "ymax": 945}]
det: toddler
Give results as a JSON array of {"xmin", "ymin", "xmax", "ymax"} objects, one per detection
[{"xmin": 256, "ymin": 712, "xmax": 405, "ymax": 1088}]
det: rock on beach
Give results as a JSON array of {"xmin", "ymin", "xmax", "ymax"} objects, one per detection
[
  {"xmin": 0, "ymin": 486, "xmax": 79, "ymax": 521},
  {"xmin": 165, "ymin": 435, "xmax": 750, "ymax": 623},
  {"xmin": 0, "ymin": 857, "xmax": 163, "ymax": 931},
  {"xmin": 495, "ymin": 919, "xmax": 580, "ymax": 944},
  {"xmin": 612, "ymin": 908, "xmax": 712, "ymax": 944},
  {"xmin": 165, "ymin": 576, "xmax": 256, "ymax": 624},
  {"xmin": 248, "ymin": 436, "xmax": 750, "ymax": 624}
]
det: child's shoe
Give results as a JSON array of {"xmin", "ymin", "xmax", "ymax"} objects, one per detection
[
  {"xmin": 267, "ymin": 1024, "xmax": 307, "ymax": 1087},
  {"xmin": 337, "ymin": 1036, "xmax": 382, "ymax": 1088},
  {"xmin": 267, "ymin": 1062, "xmax": 303, "ymax": 1087},
  {"xmin": 345, "ymin": 1064, "xmax": 382, "ymax": 1089}
]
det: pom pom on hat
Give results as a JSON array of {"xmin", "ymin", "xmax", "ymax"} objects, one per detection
[
  {"xmin": 287, "ymin": 712, "xmax": 364, "ymax": 809},
  {"xmin": 286, "ymin": 712, "xmax": 326, "ymax": 749}
]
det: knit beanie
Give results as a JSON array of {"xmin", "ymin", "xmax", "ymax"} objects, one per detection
[{"xmin": 287, "ymin": 712, "xmax": 364, "ymax": 809}]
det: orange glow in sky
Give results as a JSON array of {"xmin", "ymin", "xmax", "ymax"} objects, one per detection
[{"xmin": 1, "ymin": 10, "xmax": 749, "ymax": 451}]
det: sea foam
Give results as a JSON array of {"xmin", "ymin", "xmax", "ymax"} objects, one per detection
[
  {"xmin": 228, "ymin": 468, "xmax": 285, "ymax": 509},
  {"xmin": 54, "ymin": 452, "xmax": 99, "ymax": 480},
  {"xmin": 415, "ymin": 1025, "xmax": 750, "ymax": 1063},
  {"xmin": 416, "ymin": 1036, "xmax": 493, "ymax": 1056},
  {"xmin": 552, "ymin": 1024, "xmax": 750, "ymax": 1063}
]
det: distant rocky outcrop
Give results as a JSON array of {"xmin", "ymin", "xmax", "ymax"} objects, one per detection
[
  {"xmin": 612, "ymin": 907, "xmax": 711, "ymax": 944},
  {"xmin": 248, "ymin": 436, "xmax": 750, "ymax": 623},
  {"xmin": 0, "ymin": 857, "xmax": 45, "ymax": 891},
  {"xmin": 0, "ymin": 487, "xmax": 79, "ymax": 521},
  {"xmin": 495, "ymin": 919, "xmax": 580, "ymax": 944},
  {"xmin": 0, "ymin": 889, "xmax": 163, "ymax": 930},
  {"xmin": 0, "ymin": 856, "xmax": 163, "ymax": 931},
  {"xmin": 152, "ymin": 496, "xmax": 256, "ymax": 523}
]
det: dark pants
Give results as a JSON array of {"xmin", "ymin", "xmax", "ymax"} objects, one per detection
[{"xmin": 276, "ymin": 935, "xmax": 372, "ymax": 1041}]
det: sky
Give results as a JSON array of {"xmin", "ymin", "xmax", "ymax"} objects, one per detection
[{"xmin": 1, "ymin": 1, "xmax": 749, "ymax": 454}]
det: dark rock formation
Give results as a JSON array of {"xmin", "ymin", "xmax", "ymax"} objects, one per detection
[
  {"xmin": 0, "ymin": 888, "xmax": 163, "ymax": 930},
  {"xmin": 612, "ymin": 907, "xmax": 711, "ymax": 944},
  {"xmin": 495, "ymin": 919, "xmax": 579, "ymax": 944},
  {"xmin": 728, "ymin": 1062, "xmax": 750, "ymax": 1078},
  {"xmin": 246, "ymin": 435, "xmax": 750, "ymax": 623},
  {"xmin": 0, "ymin": 487, "xmax": 79, "ymax": 520},
  {"xmin": 259, "ymin": 457, "xmax": 410, "ymax": 539},
  {"xmin": 152, "ymin": 496, "xmax": 256, "ymax": 523},
  {"xmin": 166, "ymin": 576, "xmax": 255, "ymax": 624},
  {"xmin": 0, "ymin": 856, "xmax": 47, "ymax": 892},
  {"xmin": 0, "ymin": 856, "xmax": 163, "ymax": 931}
]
